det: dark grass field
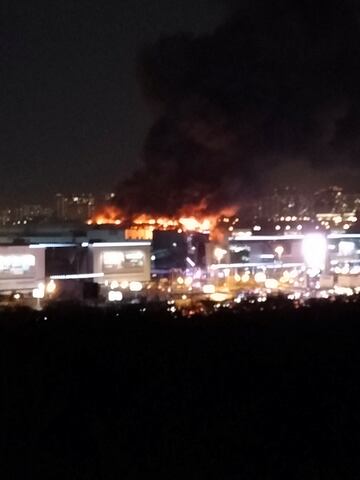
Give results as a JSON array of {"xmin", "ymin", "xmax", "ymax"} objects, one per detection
[{"xmin": 1, "ymin": 300, "xmax": 360, "ymax": 479}]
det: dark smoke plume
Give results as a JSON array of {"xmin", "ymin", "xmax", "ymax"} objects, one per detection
[{"xmin": 116, "ymin": 0, "xmax": 360, "ymax": 216}]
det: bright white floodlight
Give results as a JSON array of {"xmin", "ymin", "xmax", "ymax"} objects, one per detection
[
  {"xmin": 254, "ymin": 271, "xmax": 266, "ymax": 283},
  {"xmin": 302, "ymin": 233, "xmax": 327, "ymax": 272},
  {"xmin": 129, "ymin": 281, "xmax": 143, "ymax": 292},
  {"xmin": 108, "ymin": 290, "xmax": 123, "ymax": 302}
]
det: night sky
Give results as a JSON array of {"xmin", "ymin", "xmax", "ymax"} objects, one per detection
[
  {"xmin": 3, "ymin": 0, "xmax": 360, "ymax": 210},
  {"xmin": 2, "ymin": 0, "xmax": 226, "ymax": 205}
]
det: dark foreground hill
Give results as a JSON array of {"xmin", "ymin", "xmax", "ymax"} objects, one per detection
[{"xmin": 1, "ymin": 300, "xmax": 360, "ymax": 479}]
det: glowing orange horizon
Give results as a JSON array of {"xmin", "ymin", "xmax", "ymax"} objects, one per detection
[{"xmin": 88, "ymin": 204, "xmax": 237, "ymax": 236}]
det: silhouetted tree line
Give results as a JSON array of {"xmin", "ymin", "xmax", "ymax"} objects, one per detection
[{"xmin": 1, "ymin": 299, "xmax": 360, "ymax": 478}]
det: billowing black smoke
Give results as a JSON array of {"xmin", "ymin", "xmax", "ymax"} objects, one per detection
[{"xmin": 116, "ymin": 0, "xmax": 360, "ymax": 216}]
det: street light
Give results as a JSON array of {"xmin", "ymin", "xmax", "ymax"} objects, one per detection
[{"xmin": 274, "ymin": 245, "xmax": 284, "ymax": 261}]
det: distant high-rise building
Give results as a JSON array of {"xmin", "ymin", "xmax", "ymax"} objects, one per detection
[
  {"xmin": 0, "ymin": 204, "xmax": 53, "ymax": 225},
  {"xmin": 313, "ymin": 187, "xmax": 360, "ymax": 230},
  {"xmin": 0, "ymin": 209, "xmax": 12, "ymax": 226},
  {"xmin": 55, "ymin": 193, "xmax": 66, "ymax": 220},
  {"xmin": 253, "ymin": 187, "xmax": 310, "ymax": 221},
  {"xmin": 313, "ymin": 186, "xmax": 344, "ymax": 214},
  {"xmin": 55, "ymin": 193, "xmax": 95, "ymax": 222},
  {"xmin": 104, "ymin": 192, "xmax": 116, "ymax": 202},
  {"xmin": 343, "ymin": 192, "xmax": 360, "ymax": 213}
]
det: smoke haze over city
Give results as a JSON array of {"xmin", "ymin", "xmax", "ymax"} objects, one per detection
[{"xmin": 115, "ymin": 0, "xmax": 360, "ymax": 216}]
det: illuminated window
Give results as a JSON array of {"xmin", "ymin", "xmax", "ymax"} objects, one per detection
[
  {"xmin": 102, "ymin": 250, "xmax": 144, "ymax": 273},
  {"xmin": 0, "ymin": 254, "xmax": 36, "ymax": 277}
]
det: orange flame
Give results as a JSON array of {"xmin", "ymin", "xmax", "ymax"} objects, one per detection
[
  {"xmin": 130, "ymin": 214, "xmax": 217, "ymax": 233},
  {"xmin": 89, "ymin": 202, "xmax": 238, "ymax": 239},
  {"xmin": 88, "ymin": 206, "xmax": 123, "ymax": 226}
]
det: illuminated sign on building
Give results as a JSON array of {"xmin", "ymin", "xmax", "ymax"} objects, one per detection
[
  {"xmin": 0, "ymin": 254, "xmax": 36, "ymax": 278},
  {"xmin": 102, "ymin": 250, "xmax": 144, "ymax": 273}
]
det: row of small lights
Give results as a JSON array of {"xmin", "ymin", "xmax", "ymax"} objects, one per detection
[
  {"xmin": 241, "ymin": 223, "xmax": 353, "ymax": 233},
  {"xmin": 278, "ymin": 216, "xmax": 311, "ymax": 222},
  {"xmin": 249, "ymin": 224, "xmax": 304, "ymax": 232},
  {"xmin": 320, "ymin": 220, "xmax": 353, "ymax": 230},
  {"xmin": 226, "ymin": 214, "xmax": 358, "ymax": 233}
]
